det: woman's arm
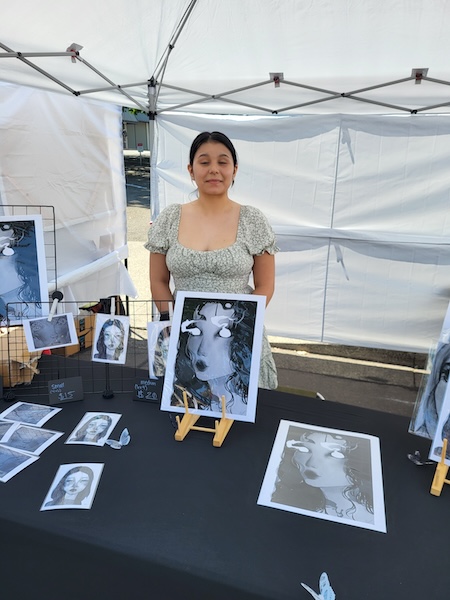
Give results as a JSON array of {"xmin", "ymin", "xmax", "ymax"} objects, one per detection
[
  {"xmin": 149, "ymin": 253, "xmax": 174, "ymax": 314},
  {"xmin": 252, "ymin": 252, "xmax": 275, "ymax": 306}
]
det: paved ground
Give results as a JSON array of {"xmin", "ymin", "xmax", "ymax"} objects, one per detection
[{"xmin": 124, "ymin": 154, "xmax": 427, "ymax": 419}]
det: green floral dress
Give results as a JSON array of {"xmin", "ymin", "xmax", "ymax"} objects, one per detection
[{"xmin": 145, "ymin": 203, "xmax": 279, "ymax": 389}]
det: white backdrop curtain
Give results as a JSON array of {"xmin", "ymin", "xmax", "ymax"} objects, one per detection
[
  {"xmin": 154, "ymin": 113, "xmax": 450, "ymax": 352},
  {"xmin": 0, "ymin": 81, "xmax": 137, "ymax": 306}
]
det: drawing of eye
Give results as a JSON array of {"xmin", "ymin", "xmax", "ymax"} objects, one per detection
[{"xmin": 181, "ymin": 320, "xmax": 201, "ymax": 335}]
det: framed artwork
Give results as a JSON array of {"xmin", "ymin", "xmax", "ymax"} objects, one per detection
[
  {"xmin": 147, "ymin": 321, "xmax": 171, "ymax": 379},
  {"xmin": 65, "ymin": 411, "xmax": 121, "ymax": 446},
  {"xmin": 91, "ymin": 314, "xmax": 130, "ymax": 365},
  {"xmin": 257, "ymin": 420, "xmax": 387, "ymax": 533},
  {"xmin": 161, "ymin": 292, "xmax": 266, "ymax": 423},
  {"xmin": 0, "ymin": 215, "xmax": 48, "ymax": 323},
  {"xmin": 23, "ymin": 313, "xmax": 78, "ymax": 351},
  {"xmin": 409, "ymin": 301, "xmax": 450, "ymax": 440},
  {"xmin": 40, "ymin": 463, "xmax": 104, "ymax": 510},
  {"xmin": 429, "ymin": 380, "xmax": 450, "ymax": 465}
]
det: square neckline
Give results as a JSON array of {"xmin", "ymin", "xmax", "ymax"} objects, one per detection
[{"xmin": 175, "ymin": 203, "xmax": 243, "ymax": 253}]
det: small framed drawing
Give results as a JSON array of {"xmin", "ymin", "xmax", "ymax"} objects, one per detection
[
  {"xmin": 409, "ymin": 301, "xmax": 450, "ymax": 440},
  {"xmin": 23, "ymin": 313, "xmax": 78, "ymax": 351},
  {"xmin": 161, "ymin": 292, "xmax": 266, "ymax": 423},
  {"xmin": 429, "ymin": 380, "xmax": 450, "ymax": 465},
  {"xmin": 257, "ymin": 420, "xmax": 387, "ymax": 533},
  {"xmin": 65, "ymin": 411, "xmax": 121, "ymax": 446},
  {"xmin": 0, "ymin": 215, "xmax": 48, "ymax": 323},
  {"xmin": 147, "ymin": 321, "xmax": 171, "ymax": 379},
  {"xmin": 40, "ymin": 463, "xmax": 104, "ymax": 510},
  {"xmin": 91, "ymin": 314, "xmax": 130, "ymax": 364}
]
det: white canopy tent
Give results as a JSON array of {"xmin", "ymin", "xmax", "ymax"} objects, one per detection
[{"xmin": 2, "ymin": 0, "xmax": 450, "ymax": 351}]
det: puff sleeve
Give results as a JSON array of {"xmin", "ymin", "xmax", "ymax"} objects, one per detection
[
  {"xmin": 144, "ymin": 204, "xmax": 181, "ymax": 254},
  {"xmin": 241, "ymin": 205, "xmax": 279, "ymax": 256}
]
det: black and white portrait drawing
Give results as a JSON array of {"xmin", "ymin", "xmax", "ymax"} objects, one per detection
[
  {"xmin": 0, "ymin": 423, "xmax": 63, "ymax": 455},
  {"xmin": 65, "ymin": 411, "xmax": 121, "ymax": 446},
  {"xmin": 0, "ymin": 445, "xmax": 39, "ymax": 483},
  {"xmin": 0, "ymin": 401, "xmax": 61, "ymax": 427},
  {"xmin": 409, "ymin": 302, "xmax": 450, "ymax": 440},
  {"xmin": 161, "ymin": 292, "xmax": 266, "ymax": 423},
  {"xmin": 147, "ymin": 321, "xmax": 171, "ymax": 379},
  {"xmin": 40, "ymin": 463, "xmax": 104, "ymax": 510},
  {"xmin": 429, "ymin": 379, "xmax": 450, "ymax": 464},
  {"xmin": 91, "ymin": 314, "xmax": 130, "ymax": 364},
  {"xmin": 0, "ymin": 215, "xmax": 48, "ymax": 324},
  {"xmin": 257, "ymin": 420, "xmax": 387, "ymax": 533},
  {"xmin": 23, "ymin": 313, "xmax": 78, "ymax": 351}
]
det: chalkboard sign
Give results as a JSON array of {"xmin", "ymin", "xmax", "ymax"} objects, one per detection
[
  {"xmin": 133, "ymin": 377, "xmax": 163, "ymax": 403},
  {"xmin": 48, "ymin": 376, "xmax": 84, "ymax": 405}
]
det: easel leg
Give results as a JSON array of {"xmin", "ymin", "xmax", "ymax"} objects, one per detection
[
  {"xmin": 430, "ymin": 438, "xmax": 450, "ymax": 496},
  {"xmin": 174, "ymin": 413, "xmax": 201, "ymax": 441}
]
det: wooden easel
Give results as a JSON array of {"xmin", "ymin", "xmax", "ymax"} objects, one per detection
[
  {"xmin": 174, "ymin": 391, "xmax": 234, "ymax": 447},
  {"xmin": 430, "ymin": 438, "xmax": 450, "ymax": 496}
]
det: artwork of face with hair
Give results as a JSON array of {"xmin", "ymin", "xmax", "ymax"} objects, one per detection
[{"xmin": 161, "ymin": 292, "xmax": 265, "ymax": 423}]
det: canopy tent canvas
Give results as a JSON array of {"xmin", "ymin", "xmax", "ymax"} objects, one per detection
[{"xmin": 2, "ymin": 0, "xmax": 450, "ymax": 351}]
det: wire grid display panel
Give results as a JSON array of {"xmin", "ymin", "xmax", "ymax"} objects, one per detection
[{"xmin": 0, "ymin": 300, "xmax": 163, "ymax": 402}]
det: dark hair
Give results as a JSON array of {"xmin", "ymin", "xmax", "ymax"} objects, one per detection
[
  {"xmin": 171, "ymin": 299, "xmax": 255, "ymax": 411},
  {"xmin": 272, "ymin": 427, "xmax": 374, "ymax": 519},
  {"xmin": 49, "ymin": 466, "xmax": 94, "ymax": 505},
  {"xmin": 96, "ymin": 318, "xmax": 126, "ymax": 360},
  {"xmin": 189, "ymin": 131, "xmax": 238, "ymax": 167}
]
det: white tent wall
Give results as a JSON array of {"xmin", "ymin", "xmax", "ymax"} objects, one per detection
[
  {"xmin": 155, "ymin": 113, "xmax": 450, "ymax": 353},
  {"xmin": 0, "ymin": 81, "xmax": 137, "ymax": 306}
]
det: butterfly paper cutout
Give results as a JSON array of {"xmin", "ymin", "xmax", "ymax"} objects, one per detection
[
  {"xmin": 106, "ymin": 428, "xmax": 130, "ymax": 450},
  {"xmin": 301, "ymin": 572, "xmax": 335, "ymax": 600}
]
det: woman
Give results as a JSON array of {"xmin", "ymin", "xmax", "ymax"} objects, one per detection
[
  {"xmin": 171, "ymin": 298, "xmax": 255, "ymax": 414},
  {"xmin": 0, "ymin": 220, "xmax": 43, "ymax": 321},
  {"xmin": 272, "ymin": 427, "xmax": 374, "ymax": 523},
  {"xmin": 94, "ymin": 319, "xmax": 126, "ymax": 361},
  {"xmin": 145, "ymin": 131, "xmax": 278, "ymax": 389},
  {"xmin": 410, "ymin": 342, "xmax": 450, "ymax": 439},
  {"xmin": 70, "ymin": 415, "xmax": 112, "ymax": 443},
  {"xmin": 45, "ymin": 466, "xmax": 93, "ymax": 506}
]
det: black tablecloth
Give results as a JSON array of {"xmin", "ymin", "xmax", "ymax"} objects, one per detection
[{"xmin": 0, "ymin": 368, "xmax": 445, "ymax": 600}]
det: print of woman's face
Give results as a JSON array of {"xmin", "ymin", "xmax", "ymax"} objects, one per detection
[
  {"xmin": 103, "ymin": 324, "xmax": 123, "ymax": 352},
  {"xmin": 63, "ymin": 470, "xmax": 90, "ymax": 497},
  {"xmin": 433, "ymin": 358, "xmax": 450, "ymax": 416},
  {"xmin": 292, "ymin": 432, "xmax": 350, "ymax": 489},
  {"xmin": 183, "ymin": 302, "xmax": 235, "ymax": 381},
  {"xmin": 86, "ymin": 417, "xmax": 109, "ymax": 437}
]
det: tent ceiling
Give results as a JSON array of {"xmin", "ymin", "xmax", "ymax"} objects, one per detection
[{"xmin": 3, "ymin": 0, "xmax": 450, "ymax": 115}]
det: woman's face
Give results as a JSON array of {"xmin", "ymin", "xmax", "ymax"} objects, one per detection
[
  {"xmin": 103, "ymin": 324, "xmax": 123, "ymax": 352},
  {"xmin": 292, "ymin": 432, "xmax": 350, "ymax": 489},
  {"xmin": 184, "ymin": 302, "xmax": 235, "ymax": 381},
  {"xmin": 188, "ymin": 141, "xmax": 237, "ymax": 196},
  {"xmin": 63, "ymin": 470, "xmax": 90, "ymax": 497},
  {"xmin": 86, "ymin": 417, "xmax": 109, "ymax": 437}
]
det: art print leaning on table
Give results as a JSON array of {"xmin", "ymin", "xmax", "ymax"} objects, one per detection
[
  {"xmin": 258, "ymin": 420, "xmax": 387, "ymax": 533},
  {"xmin": 161, "ymin": 292, "xmax": 266, "ymax": 423},
  {"xmin": 0, "ymin": 215, "xmax": 48, "ymax": 323}
]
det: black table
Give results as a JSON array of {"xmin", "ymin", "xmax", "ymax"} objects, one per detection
[{"xmin": 0, "ymin": 364, "xmax": 446, "ymax": 600}]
